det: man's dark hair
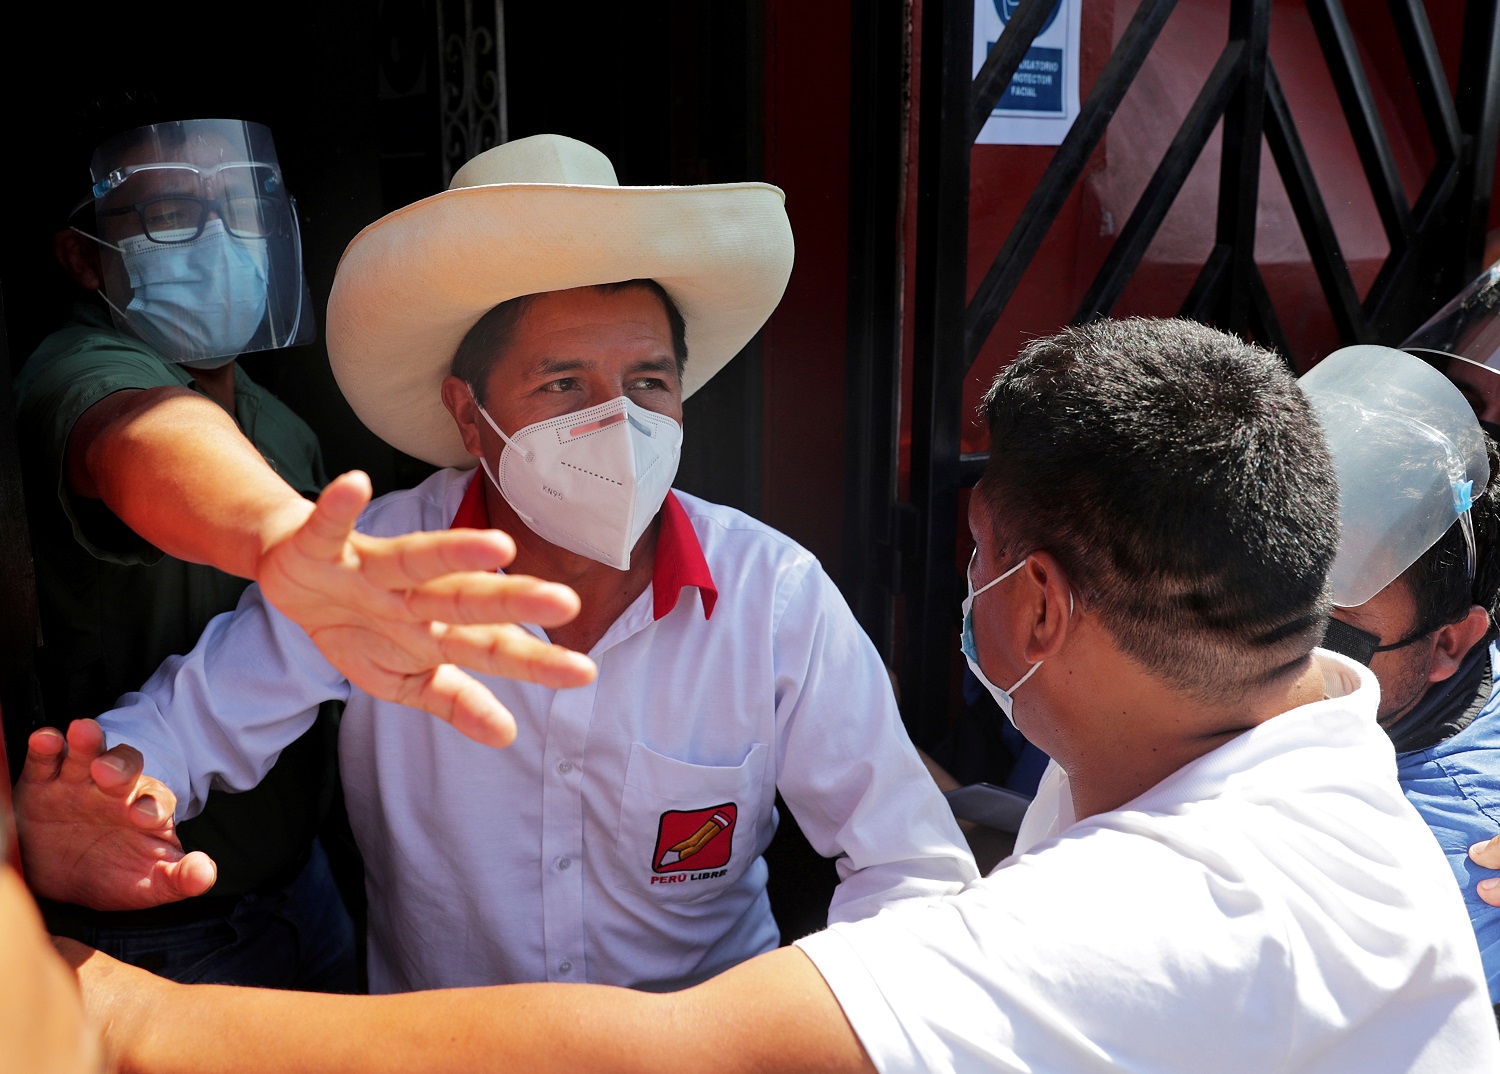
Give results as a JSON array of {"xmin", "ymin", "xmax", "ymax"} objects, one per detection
[
  {"xmin": 1400, "ymin": 431, "xmax": 1500, "ymax": 633},
  {"xmin": 452, "ymin": 279, "xmax": 688, "ymax": 403},
  {"xmin": 976, "ymin": 316, "xmax": 1339, "ymax": 701}
]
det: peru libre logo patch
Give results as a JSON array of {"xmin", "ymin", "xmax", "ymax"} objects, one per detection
[{"xmin": 651, "ymin": 803, "xmax": 737, "ymax": 881}]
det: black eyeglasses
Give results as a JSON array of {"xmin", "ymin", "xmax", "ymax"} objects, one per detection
[
  {"xmin": 96, "ymin": 191, "xmax": 289, "ymax": 244},
  {"xmin": 73, "ymin": 162, "xmax": 289, "ymax": 245}
]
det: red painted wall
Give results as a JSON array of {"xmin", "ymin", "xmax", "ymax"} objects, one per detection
[{"xmin": 760, "ymin": 1, "xmax": 856, "ymax": 571}]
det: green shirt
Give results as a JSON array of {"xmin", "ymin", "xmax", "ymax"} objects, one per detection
[{"xmin": 15, "ymin": 302, "xmax": 337, "ymax": 900}]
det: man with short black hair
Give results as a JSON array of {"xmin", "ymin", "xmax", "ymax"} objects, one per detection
[{"xmin": 61, "ymin": 316, "xmax": 1499, "ymax": 1073}]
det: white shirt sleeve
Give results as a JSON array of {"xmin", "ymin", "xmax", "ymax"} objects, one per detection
[
  {"xmin": 769, "ymin": 558, "xmax": 979, "ymax": 923},
  {"xmin": 96, "ymin": 582, "xmax": 349, "ymax": 821}
]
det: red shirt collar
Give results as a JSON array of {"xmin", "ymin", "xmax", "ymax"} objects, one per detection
[{"xmin": 451, "ymin": 472, "xmax": 717, "ymax": 621}]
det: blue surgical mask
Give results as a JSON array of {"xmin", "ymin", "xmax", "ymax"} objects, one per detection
[
  {"xmin": 93, "ymin": 218, "xmax": 270, "ymax": 366},
  {"xmin": 960, "ymin": 552, "xmax": 1044, "ymax": 724}
]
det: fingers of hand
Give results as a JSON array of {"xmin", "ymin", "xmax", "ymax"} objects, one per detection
[
  {"xmin": 167, "ymin": 851, "xmax": 218, "ymax": 899},
  {"xmin": 127, "ymin": 785, "xmax": 176, "ymax": 829},
  {"xmin": 402, "ymin": 572, "xmax": 582, "ymax": 629},
  {"xmin": 346, "ymin": 527, "xmax": 519, "ymax": 591},
  {"xmin": 401, "ymin": 665, "xmax": 520, "ymax": 749},
  {"xmin": 1469, "ymin": 835, "xmax": 1500, "ymax": 870},
  {"xmin": 20, "ymin": 727, "xmax": 68, "ymax": 786},
  {"xmin": 425, "ymin": 622, "xmax": 597, "ymax": 689},
  {"xmin": 89, "ymin": 745, "xmax": 150, "ymax": 797},
  {"xmin": 291, "ymin": 471, "xmax": 374, "ymax": 564}
]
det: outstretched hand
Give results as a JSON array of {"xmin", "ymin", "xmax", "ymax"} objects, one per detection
[
  {"xmin": 255, "ymin": 471, "xmax": 597, "ymax": 747},
  {"xmin": 15, "ymin": 720, "xmax": 217, "ymax": 910}
]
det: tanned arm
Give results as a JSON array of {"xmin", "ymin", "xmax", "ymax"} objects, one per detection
[{"xmin": 70, "ymin": 944, "xmax": 873, "ymax": 1074}]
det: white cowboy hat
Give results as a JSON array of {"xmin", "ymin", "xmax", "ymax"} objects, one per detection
[{"xmin": 326, "ymin": 133, "xmax": 795, "ymax": 468}]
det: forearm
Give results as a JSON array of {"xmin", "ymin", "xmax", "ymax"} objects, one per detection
[
  {"xmin": 75, "ymin": 387, "xmax": 314, "ymax": 580},
  {"xmin": 95, "ymin": 948, "xmax": 870, "ymax": 1074}
]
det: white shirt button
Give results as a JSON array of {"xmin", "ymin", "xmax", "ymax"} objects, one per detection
[
  {"xmin": 558, "ymin": 857, "xmax": 572, "ymax": 870},
  {"xmin": 557, "ymin": 760, "xmax": 573, "ymax": 775}
]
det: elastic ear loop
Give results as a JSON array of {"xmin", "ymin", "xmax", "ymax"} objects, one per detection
[
  {"xmin": 69, "ymin": 226, "xmax": 137, "ymax": 326},
  {"xmin": 1012, "ymin": 589, "xmax": 1077, "ymax": 692},
  {"xmin": 468, "ymin": 386, "xmax": 533, "ymax": 462},
  {"xmin": 468, "ymin": 387, "xmax": 534, "ymax": 496}
]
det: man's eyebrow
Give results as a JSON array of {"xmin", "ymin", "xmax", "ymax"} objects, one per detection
[
  {"xmin": 530, "ymin": 356, "xmax": 594, "ymax": 377},
  {"xmin": 528, "ymin": 354, "xmax": 678, "ymax": 377},
  {"xmin": 630, "ymin": 355, "xmax": 678, "ymax": 374}
]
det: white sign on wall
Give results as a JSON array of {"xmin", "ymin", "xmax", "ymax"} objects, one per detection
[{"xmin": 972, "ymin": 0, "xmax": 1082, "ymax": 146}]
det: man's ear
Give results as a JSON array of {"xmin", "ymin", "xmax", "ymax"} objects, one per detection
[
  {"xmin": 1428, "ymin": 605, "xmax": 1492, "ymax": 684},
  {"xmin": 52, "ymin": 230, "xmax": 104, "ymax": 291},
  {"xmin": 439, "ymin": 375, "xmax": 486, "ymax": 460},
  {"xmin": 1019, "ymin": 551, "xmax": 1075, "ymax": 664}
]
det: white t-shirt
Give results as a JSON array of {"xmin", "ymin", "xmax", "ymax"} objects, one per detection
[
  {"xmin": 100, "ymin": 469, "xmax": 977, "ymax": 993},
  {"xmin": 797, "ymin": 652, "xmax": 1499, "ymax": 1072}
]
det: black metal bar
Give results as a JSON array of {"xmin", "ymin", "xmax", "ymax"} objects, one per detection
[
  {"xmin": 840, "ymin": 0, "xmax": 908, "ymax": 660},
  {"xmin": 1361, "ymin": 156, "xmax": 1462, "ymax": 337},
  {"xmin": 1385, "ymin": 0, "xmax": 1462, "ymax": 163},
  {"xmin": 1262, "ymin": 61, "xmax": 1369, "ymax": 344},
  {"xmin": 1457, "ymin": 0, "xmax": 1500, "ymax": 280},
  {"xmin": 1074, "ymin": 42, "xmax": 1244, "ymax": 322},
  {"xmin": 1180, "ymin": 244, "xmax": 1233, "ymax": 322},
  {"xmin": 1247, "ymin": 261, "xmax": 1294, "ymax": 365},
  {"xmin": 1303, "ymin": 0, "xmax": 1415, "ymax": 248},
  {"xmin": 965, "ymin": 0, "xmax": 1179, "ymax": 364},
  {"xmin": 969, "ymin": 0, "xmax": 1059, "ymax": 141},
  {"xmin": 905, "ymin": 0, "xmax": 976, "ymax": 743},
  {"xmin": 1211, "ymin": 0, "xmax": 1271, "ymax": 334}
]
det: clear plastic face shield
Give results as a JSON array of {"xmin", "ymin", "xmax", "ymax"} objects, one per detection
[
  {"xmin": 1301, "ymin": 346, "xmax": 1490, "ymax": 626},
  {"xmin": 72, "ymin": 118, "xmax": 312, "ymax": 366},
  {"xmin": 1401, "ymin": 257, "xmax": 1500, "ymax": 439}
]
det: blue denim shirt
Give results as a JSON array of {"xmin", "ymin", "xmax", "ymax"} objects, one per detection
[{"xmin": 1398, "ymin": 640, "xmax": 1500, "ymax": 1003}]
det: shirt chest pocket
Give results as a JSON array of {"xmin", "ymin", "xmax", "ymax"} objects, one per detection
[{"xmin": 610, "ymin": 741, "xmax": 769, "ymax": 904}]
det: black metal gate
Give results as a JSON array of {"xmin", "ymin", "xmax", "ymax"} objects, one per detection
[{"xmin": 843, "ymin": 0, "xmax": 1500, "ymax": 747}]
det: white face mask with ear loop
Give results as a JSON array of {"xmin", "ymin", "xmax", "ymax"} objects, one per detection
[
  {"xmin": 958, "ymin": 551, "xmax": 1074, "ymax": 724},
  {"xmin": 470, "ymin": 389, "xmax": 683, "ymax": 570}
]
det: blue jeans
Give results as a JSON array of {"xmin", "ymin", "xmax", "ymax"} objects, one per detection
[{"xmin": 64, "ymin": 840, "xmax": 359, "ymax": 991}]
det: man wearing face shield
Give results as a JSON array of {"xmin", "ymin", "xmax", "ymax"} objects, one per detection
[
  {"xmin": 16, "ymin": 133, "xmax": 978, "ymax": 996},
  {"xmin": 12, "ymin": 118, "xmax": 595, "ymax": 989},
  {"xmin": 1308, "ymin": 338, "xmax": 1500, "ymax": 1014}
]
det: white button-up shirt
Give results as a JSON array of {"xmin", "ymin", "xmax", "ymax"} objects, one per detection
[{"xmin": 102, "ymin": 468, "xmax": 977, "ymax": 992}]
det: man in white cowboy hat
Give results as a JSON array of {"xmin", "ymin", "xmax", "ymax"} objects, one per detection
[{"xmin": 18, "ymin": 133, "xmax": 978, "ymax": 995}]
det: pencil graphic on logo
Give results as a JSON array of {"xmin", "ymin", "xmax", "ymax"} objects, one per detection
[{"xmin": 656, "ymin": 810, "xmax": 732, "ymax": 868}]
